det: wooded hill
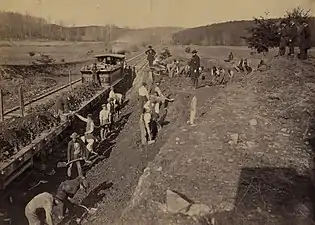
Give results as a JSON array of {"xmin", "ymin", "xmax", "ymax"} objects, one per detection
[
  {"xmin": 172, "ymin": 18, "xmax": 315, "ymax": 46},
  {"xmin": 0, "ymin": 11, "xmax": 181, "ymax": 44}
]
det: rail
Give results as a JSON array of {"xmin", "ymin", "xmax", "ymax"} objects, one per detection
[{"xmin": 3, "ymin": 52, "xmax": 145, "ymax": 117}]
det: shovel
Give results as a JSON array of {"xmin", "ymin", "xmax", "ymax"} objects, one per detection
[
  {"xmin": 57, "ymin": 158, "xmax": 84, "ymax": 168},
  {"xmin": 75, "ymin": 204, "xmax": 98, "ymax": 224}
]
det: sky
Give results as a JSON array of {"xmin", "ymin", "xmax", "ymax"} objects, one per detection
[{"xmin": 1, "ymin": 0, "xmax": 315, "ymax": 28}]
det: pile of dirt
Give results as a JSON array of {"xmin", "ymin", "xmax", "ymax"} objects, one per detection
[
  {"xmin": 118, "ymin": 57, "xmax": 315, "ymax": 225},
  {"xmin": 0, "ymin": 82, "xmax": 98, "ymax": 163},
  {"xmin": 0, "ymin": 62, "xmax": 85, "ymax": 109}
]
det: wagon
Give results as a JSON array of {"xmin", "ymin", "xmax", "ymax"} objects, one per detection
[{"xmin": 80, "ymin": 53, "xmax": 126, "ymax": 86}]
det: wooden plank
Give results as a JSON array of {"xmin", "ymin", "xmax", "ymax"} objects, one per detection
[
  {"xmin": 18, "ymin": 86, "xmax": 24, "ymax": 117},
  {"xmin": 0, "ymin": 89, "xmax": 3, "ymax": 122}
]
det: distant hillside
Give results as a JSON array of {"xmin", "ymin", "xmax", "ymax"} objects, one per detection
[
  {"xmin": 0, "ymin": 11, "xmax": 181, "ymax": 44},
  {"xmin": 172, "ymin": 18, "xmax": 315, "ymax": 46}
]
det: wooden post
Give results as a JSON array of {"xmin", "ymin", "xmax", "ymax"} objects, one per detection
[
  {"xmin": 18, "ymin": 86, "xmax": 24, "ymax": 117},
  {"xmin": 139, "ymin": 114, "xmax": 147, "ymax": 145},
  {"xmin": 0, "ymin": 89, "xmax": 3, "ymax": 122},
  {"xmin": 81, "ymin": 73, "xmax": 84, "ymax": 84},
  {"xmin": 189, "ymin": 96, "xmax": 197, "ymax": 125},
  {"xmin": 69, "ymin": 70, "xmax": 73, "ymax": 91}
]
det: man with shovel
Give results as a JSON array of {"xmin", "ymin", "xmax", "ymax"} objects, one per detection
[
  {"xmin": 55, "ymin": 176, "xmax": 89, "ymax": 220},
  {"xmin": 66, "ymin": 132, "xmax": 91, "ymax": 178}
]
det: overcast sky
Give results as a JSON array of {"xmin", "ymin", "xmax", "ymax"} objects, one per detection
[{"xmin": 1, "ymin": 0, "xmax": 315, "ymax": 28}]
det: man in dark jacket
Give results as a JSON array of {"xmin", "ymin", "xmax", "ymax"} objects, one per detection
[
  {"xmin": 287, "ymin": 20, "xmax": 298, "ymax": 56},
  {"xmin": 55, "ymin": 176, "xmax": 89, "ymax": 219},
  {"xmin": 278, "ymin": 21, "xmax": 288, "ymax": 56},
  {"xmin": 189, "ymin": 50, "xmax": 200, "ymax": 89},
  {"xmin": 299, "ymin": 21, "xmax": 311, "ymax": 60},
  {"xmin": 145, "ymin": 45, "xmax": 156, "ymax": 67}
]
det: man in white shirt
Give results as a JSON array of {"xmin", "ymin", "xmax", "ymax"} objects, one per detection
[
  {"xmin": 138, "ymin": 82, "xmax": 150, "ymax": 111},
  {"xmin": 99, "ymin": 104, "xmax": 110, "ymax": 141}
]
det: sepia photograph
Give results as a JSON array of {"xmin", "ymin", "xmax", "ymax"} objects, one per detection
[{"xmin": 0, "ymin": 0, "xmax": 315, "ymax": 224}]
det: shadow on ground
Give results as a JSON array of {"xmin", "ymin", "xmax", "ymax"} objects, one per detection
[{"xmin": 210, "ymin": 167, "xmax": 314, "ymax": 225}]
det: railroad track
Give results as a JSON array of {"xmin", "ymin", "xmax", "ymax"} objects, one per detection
[{"xmin": 3, "ymin": 52, "xmax": 147, "ymax": 120}]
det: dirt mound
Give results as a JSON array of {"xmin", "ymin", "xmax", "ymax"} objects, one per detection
[
  {"xmin": 0, "ymin": 82, "xmax": 98, "ymax": 163},
  {"xmin": 119, "ymin": 57, "xmax": 315, "ymax": 225}
]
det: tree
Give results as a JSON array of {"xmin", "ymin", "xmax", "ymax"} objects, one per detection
[{"xmin": 243, "ymin": 7, "xmax": 311, "ymax": 53}]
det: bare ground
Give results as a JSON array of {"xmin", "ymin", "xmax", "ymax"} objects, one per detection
[
  {"xmin": 117, "ymin": 50, "xmax": 315, "ymax": 225},
  {"xmin": 1, "ymin": 46, "xmax": 315, "ymax": 225}
]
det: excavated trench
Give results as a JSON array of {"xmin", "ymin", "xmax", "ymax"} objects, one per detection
[{"xmin": 0, "ymin": 69, "xmax": 191, "ymax": 225}]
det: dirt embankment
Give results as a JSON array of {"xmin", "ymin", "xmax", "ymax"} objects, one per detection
[{"xmin": 119, "ymin": 57, "xmax": 315, "ymax": 225}]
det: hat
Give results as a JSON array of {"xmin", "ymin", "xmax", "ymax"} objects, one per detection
[
  {"xmin": 70, "ymin": 132, "xmax": 79, "ymax": 139},
  {"xmin": 192, "ymin": 50, "xmax": 197, "ymax": 53},
  {"xmin": 102, "ymin": 103, "xmax": 106, "ymax": 107},
  {"xmin": 148, "ymin": 45, "xmax": 152, "ymax": 48},
  {"xmin": 87, "ymin": 113, "xmax": 93, "ymax": 117}
]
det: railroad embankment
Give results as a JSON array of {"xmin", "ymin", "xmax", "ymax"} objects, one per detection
[{"xmin": 119, "ymin": 57, "xmax": 315, "ymax": 225}]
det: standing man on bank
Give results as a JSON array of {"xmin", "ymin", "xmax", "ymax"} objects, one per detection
[
  {"xmin": 287, "ymin": 20, "xmax": 298, "ymax": 56},
  {"xmin": 299, "ymin": 20, "xmax": 311, "ymax": 60},
  {"xmin": 188, "ymin": 50, "xmax": 201, "ymax": 89},
  {"xmin": 145, "ymin": 45, "xmax": 156, "ymax": 67}
]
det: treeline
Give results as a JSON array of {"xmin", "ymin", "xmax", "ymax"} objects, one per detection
[
  {"xmin": 0, "ymin": 11, "xmax": 127, "ymax": 41},
  {"xmin": 172, "ymin": 18, "xmax": 315, "ymax": 46}
]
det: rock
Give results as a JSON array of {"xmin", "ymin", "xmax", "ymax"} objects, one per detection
[
  {"xmin": 281, "ymin": 128, "xmax": 287, "ymax": 132},
  {"xmin": 230, "ymin": 133, "xmax": 239, "ymax": 144},
  {"xmin": 166, "ymin": 190, "xmax": 191, "ymax": 213},
  {"xmin": 185, "ymin": 203, "xmax": 212, "ymax": 217},
  {"xmin": 249, "ymin": 119, "xmax": 257, "ymax": 126},
  {"xmin": 246, "ymin": 141, "xmax": 257, "ymax": 150},
  {"xmin": 156, "ymin": 167, "xmax": 162, "ymax": 172},
  {"xmin": 228, "ymin": 159, "xmax": 234, "ymax": 163}
]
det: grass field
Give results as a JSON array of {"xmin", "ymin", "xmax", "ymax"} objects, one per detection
[
  {"xmin": 0, "ymin": 40, "xmax": 144, "ymax": 111},
  {"xmin": 0, "ymin": 41, "xmax": 143, "ymax": 65}
]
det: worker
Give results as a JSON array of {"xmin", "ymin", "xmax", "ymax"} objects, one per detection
[
  {"xmin": 144, "ymin": 97, "xmax": 161, "ymax": 133},
  {"xmin": 145, "ymin": 45, "xmax": 156, "ymax": 67},
  {"xmin": 153, "ymin": 81, "xmax": 174, "ymax": 105},
  {"xmin": 67, "ymin": 132, "xmax": 90, "ymax": 178},
  {"xmin": 99, "ymin": 104, "xmax": 110, "ymax": 141},
  {"xmin": 109, "ymin": 86, "xmax": 123, "ymax": 108},
  {"xmin": 55, "ymin": 176, "xmax": 88, "ymax": 220},
  {"xmin": 299, "ymin": 20, "xmax": 311, "ymax": 60},
  {"xmin": 138, "ymin": 82, "xmax": 150, "ymax": 112},
  {"xmin": 167, "ymin": 60, "xmax": 179, "ymax": 78},
  {"xmin": 243, "ymin": 59, "xmax": 252, "ymax": 74},
  {"xmin": 74, "ymin": 113, "xmax": 97, "ymax": 155},
  {"xmin": 107, "ymin": 98, "xmax": 116, "ymax": 130},
  {"xmin": 54, "ymin": 96, "xmax": 70, "ymax": 122},
  {"xmin": 278, "ymin": 21, "xmax": 288, "ymax": 56},
  {"xmin": 287, "ymin": 20, "xmax": 298, "ymax": 56},
  {"xmin": 25, "ymin": 192, "xmax": 56, "ymax": 225},
  {"xmin": 143, "ymin": 108, "xmax": 154, "ymax": 144},
  {"xmin": 224, "ymin": 52, "xmax": 234, "ymax": 62},
  {"xmin": 188, "ymin": 50, "xmax": 200, "ymax": 89}
]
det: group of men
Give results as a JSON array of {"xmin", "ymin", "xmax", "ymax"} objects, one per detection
[
  {"xmin": 278, "ymin": 20, "xmax": 311, "ymax": 59},
  {"xmin": 138, "ymin": 79, "xmax": 174, "ymax": 145},
  {"xmin": 26, "ymin": 87, "xmax": 124, "ymax": 225},
  {"xmin": 24, "ymin": 176, "xmax": 89, "ymax": 225},
  {"xmin": 67, "ymin": 86, "xmax": 123, "ymax": 178}
]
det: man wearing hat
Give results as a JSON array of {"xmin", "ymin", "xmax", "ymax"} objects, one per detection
[
  {"xmin": 99, "ymin": 103, "xmax": 110, "ymax": 141},
  {"xmin": 287, "ymin": 20, "xmax": 298, "ymax": 56},
  {"xmin": 145, "ymin": 45, "xmax": 156, "ymax": 67},
  {"xmin": 55, "ymin": 176, "xmax": 89, "ymax": 220},
  {"xmin": 107, "ymin": 97, "xmax": 117, "ymax": 130},
  {"xmin": 188, "ymin": 50, "xmax": 201, "ymax": 89},
  {"xmin": 299, "ymin": 20, "xmax": 311, "ymax": 60},
  {"xmin": 67, "ymin": 132, "xmax": 89, "ymax": 178}
]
